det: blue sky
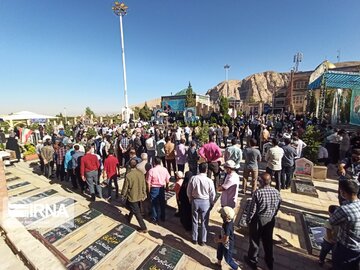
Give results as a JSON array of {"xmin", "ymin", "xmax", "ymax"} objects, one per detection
[{"xmin": 0, "ymin": 0, "xmax": 359, "ymax": 116}]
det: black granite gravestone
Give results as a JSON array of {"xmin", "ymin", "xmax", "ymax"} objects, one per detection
[
  {"xmin": 14, "ymin": 189, "xmax": 58, "ymax": 204},
  {"xmin": 17, "ymin": 198, "xmax": 76, "ymax": 226},
  {"xmin": 43, "ymin": 209, "xmax": 102, "ymax": 244},
  {"xmin": 294, "ymin": 178, "xmax": 318, "ymax": 197},
  {"xmin": 138, "ymin": 244, "xmax": 183, "ymax": 270},
  {"xmin": 10, "ymin": 188, "xmax": 39, "ymax": 197},
  {"xmin": 6, "ymin": 176, "xmax": 20, "ymax": 182},
  {"xmin": 301, "ymin": 212, "xmax": 329, "ymax": 256},
  {"xmin": 69, "ymin": 224, "xmax": 135, "ymax": 269},
  {"xmin": 7, "ymin": 181, "xmax": 31, "ymax": 190}
]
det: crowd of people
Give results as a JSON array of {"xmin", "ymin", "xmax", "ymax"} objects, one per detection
[{"xmin": 2, "ymin": 112, "xmax": 360, "ymax": 270}]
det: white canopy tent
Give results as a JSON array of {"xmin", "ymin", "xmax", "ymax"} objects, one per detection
[{"xmin": 0, "ymin": 111, "xmax": 57, "ymax": 127}]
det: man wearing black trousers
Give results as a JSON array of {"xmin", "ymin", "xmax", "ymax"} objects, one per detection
[{"xmin": 244, "ymin": 173, "xmax": 281, "ymax": 270}]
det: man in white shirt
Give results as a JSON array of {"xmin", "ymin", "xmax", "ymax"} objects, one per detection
[
  {"xmin": 265, "ymin": 138, "xmax": 284, "ymax": 191},
  {"xmin": 145, "ymin": 132, "xmax": 156, "ymax": 165},
  {"xmin": 184, "ymin": 125, "xmax": 191, "ymax": 145},
  {"xmin": 187, "ymin": 163, "xmax": 216, "ymax": 246}
]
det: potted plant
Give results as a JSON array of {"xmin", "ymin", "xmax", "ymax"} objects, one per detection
[{"xmin": 23, "ymin": 143, "xmax": 38, "ymax": 161}]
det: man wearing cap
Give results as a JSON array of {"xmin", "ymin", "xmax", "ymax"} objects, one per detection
[
  {"xmin": 244, "ymin": 172, "xmax": 281, "ymax": 270},
  {"xmin": 146, "ymin": 157, "xmax": 171, "ymax": 224},
  {"xmin": 214, "ymin": 206, "xmax": 238, "ymax": 270},
  {"xmin": 187, "ymin": 162, "xmax": 216, "ymax": 245},
  {"xmin": 218, "ymin": 160, "xmax": 239, "ymax": 209}
]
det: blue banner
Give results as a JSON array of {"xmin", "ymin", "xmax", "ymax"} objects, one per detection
[
  {"xmin": 350, "ymin": 88, "xmax": 360, "ymax": 126},
  {"xmin": 161, "ymin": 98, "xmax": 186, "ymax": 113}
]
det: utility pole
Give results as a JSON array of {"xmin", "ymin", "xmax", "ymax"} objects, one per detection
[
  {"xmin": 224, "ymin": 64, "xmax": 230, "ymax": 97},
  {"xmin": 112, "ymin": 2, "xmax": 130, "ymax": 123}
]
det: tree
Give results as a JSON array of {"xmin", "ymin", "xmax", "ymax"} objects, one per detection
[
  {"xmin": 185, "ymin": 82, "xmax": 196, "ymax": 107},
  {"xmin": 85, "ymin": 107, "xmax": 95, "ymax": 117},
  {"xmin": 139, "ymin": 102, "xmax": 152, "ymax": 121},
  {"xmin": 219, "ymin": 96, "xmax": 229, "ymax": 116},
  {"xmin": 196, "ymin": 122, "xmax": 209, "ymax": 145},
  {"xmin": 302, "ymin": 125, "xmax": 322, "ymax": 164},
  {"xmin": 133, "ymin": 107, "xmax": 140, "ymax": 120}
]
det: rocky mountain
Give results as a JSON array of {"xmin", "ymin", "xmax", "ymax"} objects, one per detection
[{"xmin": 206, "ymin": 71, "xmax": 290, "ymax": 103}]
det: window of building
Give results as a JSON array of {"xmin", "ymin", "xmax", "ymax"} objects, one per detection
[{"xmin": 294, "ymin": 81, "xmax": 306, "ymax": 89}]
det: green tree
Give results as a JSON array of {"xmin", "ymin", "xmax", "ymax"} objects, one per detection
[
  {"xmin": 196, "ymin": 123, "xmax": 210, "ymax": 145},
  {"xmin": 139, "ymin": 102, "xmax": 152, "ymax": 121},
  {"xmin": 302, "ymin": 125, "xmax": 322, "ymax": 164},
  {"xmin": 85, "ymin": 107, "xmax": 95, "ymax": 117},
  {"xmin": 133, "ymin": 107, "xmax": 140, "ymax": 120},
  {"xmin": 219, "ymin": 96, "xmax": 229, "ymax": 116},
  {"xmin": 185, "ymin": 82, "xmax": 196, "ymax": 107}
]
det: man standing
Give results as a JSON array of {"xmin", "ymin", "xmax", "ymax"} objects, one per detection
[
  {"xmin": 243, "ymin": 138, "xmax": 262, "ymax": 194},
  {"xmin": 165, "ymin": 136, "xmax": 176, "ymax": 176},
  {"xmin": 329, "ymin": 180, "xmax": 360, "ymax": 270},
  {"xmin": 224, "ymin": 138, "xmax": 242, "ymax": 171},
  {"xmin": 222, "ymin": 125, "xmax": 230, "ymax": 149},
  {"xmin": 146, "ymin": 157, "xmax": 170, "ymax": 224},
  {"xmin": 265, "ymin": 138, "xmax": 284, "ymax": 191},
  {"xmin": 72, "ymin": 144, "xmax": 85, "ymax": 192},
  {"xmin": 199, "ymin": 136, "xmax": 222, "ymax": 189},
  {"xmin": 145, "ymin": 132, "xmax": 156, "ymax": 165},
  {"xmin": 218, "ymin": 160, "xmax": 239, "ymax": 209},
  {"xmin": 121, "ymin": 158, "xmax": 148, "ymax": 233},
  {"xmin": 81, "ymin": 145, "xmax": 102, "ymax": 201},
  {"xmin": 281, "ymin": 138, "xmax": 297, "ymax": 189},
  {"xmin": 244, "ymin": 173, "xmax": 281, "ymax": 270},
  {"xmin": 41, "ymin": 141, "xmax": 55, "ymax": 179},
  {"xmin": 156, "ymin": 133, "xmax": 166, "ymax": 168},
  {"xmin": 103, "ymin": 148, "xmax": 119, "ymax": 201},
  {"xmin": 187, "ymin": 163, "xmax": 216, "ymax": 245}
]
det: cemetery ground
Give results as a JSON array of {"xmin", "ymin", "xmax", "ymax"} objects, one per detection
[{"xmin": 0, "ymin": 159, "xmax": 339, "ymax": 270}]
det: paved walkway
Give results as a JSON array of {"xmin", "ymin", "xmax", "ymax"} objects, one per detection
[{"xmin": 0, "ymin": 159, "xmax": 339, "ymax": 270}]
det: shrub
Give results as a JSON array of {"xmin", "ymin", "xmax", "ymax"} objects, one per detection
[{"xmin": 302, "ymin": 125, "xmax": 322, "ymax": 164}]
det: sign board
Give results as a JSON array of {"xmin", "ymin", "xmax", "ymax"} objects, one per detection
[
  {"xmin": 184, "ymin": 107, "xmax": 196, "ymax": 123},
  {"xmin": 138, "ymin": 244, "xmax": 183, "ymax": 270},
  {"xmin": 153, "ymin": 109, "xmax": 164, "ymax": 124},
  {"xmin": 350, "ymin": 88, "xmax": 360, "ymax": 126},
  {"xmin": 295, "ymin": 158, "xmax": 314, "ymax": 178},
  {"xmin": 161, "ymin": 97, "xmax": 186, "ymax": 113},
  {"xmin": 301, "ymin": 212, "xmax": 329, "ymax": 257}
]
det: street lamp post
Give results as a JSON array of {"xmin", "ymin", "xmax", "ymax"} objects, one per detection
[
  {"xmin": 112, "ymin": 2, "xmax": 129, "ymax": 123},
  {"xmin": 224, "ymin": 64, "xmax": 230, "ymax": 97}
]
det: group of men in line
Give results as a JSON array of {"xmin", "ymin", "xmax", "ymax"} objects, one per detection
[{"xmin": 22, "ymin": 116, "xmax": 360, "ymax": 270}]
